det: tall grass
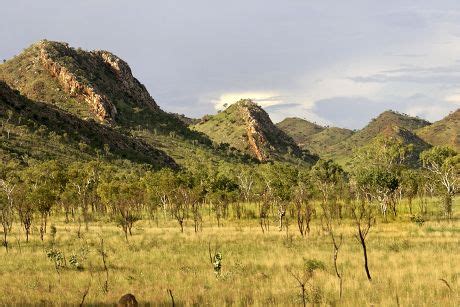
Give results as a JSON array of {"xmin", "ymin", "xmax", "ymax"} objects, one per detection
[{"xmin": 0, "ymin": 197, "xmax": 459, "ymax": 305}]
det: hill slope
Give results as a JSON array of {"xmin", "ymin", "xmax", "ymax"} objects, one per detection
[
  {"xmin": 416, "ymin": 109, "xmax": 460, "ymax": 152},
  {"xmin": 329, "ymin": 110, "xmax": 431, "ymax": 161},
  {"xmin": 276, "ymin": 117, "xmax": 325, "ymax": 145},
  {"xmin": 0, "ymin": 80, "xmax": 176, "ymax": 168},
  {"xmin": 277, "ymin": 117, "xmax": 354, "ymax": 155},
  {"xmin": 193, "ymin": 100, "xmax": 317, "ymax": 163}
]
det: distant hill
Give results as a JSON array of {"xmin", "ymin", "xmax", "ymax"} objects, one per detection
[
  {"xmin": 278, "ymin": 110, "xmax": 434, "ymax": 165},
  {"xmin": 171, "ymin": 113, "xmax": 200, "ymax": 126},
  {"xmin": 416, "ymin": 109, "xmax": 460, "ymax": 152},
  {"xmin": 1, "ymin": 40, "xmax": 456, "ymax": 170},
  {"xmin": 277, "ymin": 117, "xmax": 354, "ymax": 156},
  {"xmin": 308, "ymin": 127, "xmax": 354, "ymax": 155},
  {"xmin": 193, "ymin": 99, "xmax": 317, "ymax": 163},
  {"xmin": 276, "ymin": 117, "xmax": 325, "ymax": 145},
  {"xmin": 327, "ymin": 110, "xmax": 431, "ymax": 162}
]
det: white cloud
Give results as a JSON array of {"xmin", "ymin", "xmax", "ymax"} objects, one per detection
[{"xmin": 212, "ymin": 91, "xmax": 283, "ymax": 110}]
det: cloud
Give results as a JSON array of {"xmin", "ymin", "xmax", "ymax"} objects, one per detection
[
  {"xmin": 211, "ymin": 92, "xmax": 283, "ymax": 110},
  {"xmin": 349, "ymin": 64, "xmax": 460, "ymax": 85},
  {"xmin": 310, "ymin": 93, "xmax": 459, "ymax": 129},
  {"xmin": 2, "ymin": 1, "xmax": 460, "ymax": 128}
]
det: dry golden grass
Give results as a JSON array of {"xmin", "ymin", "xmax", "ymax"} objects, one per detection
[{"xmin": 0, "ymin": 199, "xmax": 459, "ymax": 306}]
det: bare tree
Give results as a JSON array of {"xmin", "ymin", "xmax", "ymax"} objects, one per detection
[
  {"xmin": 0, "ymin": 179, "xmax": 15, "ymax": 251},
  {"xmin": 293, "ymin": 184, "xmax": 314, "ymax": 237},
  {"xmin": 321, "ymin": 201, "xmax": 344, "ymax": 299},
  {"xmin": 351, "ymin": 197, "xmax": 375, "ymax": 281}
]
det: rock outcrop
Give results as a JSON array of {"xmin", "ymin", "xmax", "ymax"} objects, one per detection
[
  {"xmin": 37, "ymin": 41, "xmax": 118, "ymax": 122},
  {"xmin": 239, "ymin": 102, "xmax": 270, "ymax": 161},
  {"xmin": 34, "ymin": 40, "xmax": 159, "ymax": 123},
  {"xmin": 95, "ymin": 50, "xmax": 158, "ymax": 110}
]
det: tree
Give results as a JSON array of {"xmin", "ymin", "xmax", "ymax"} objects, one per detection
[
  {"xmin": 355, "ymin": 167, "xmax": 399, "ymax": 219},
  {"xmin": 400, "ymin": 169, "xmax": 421, "ymax": 215},
  {"xmin": 20, "ymin": 161, "xmax": 65, "ymax": 241},
  {"xmin": 293, "ymin": 171, "xmax": 315, "ymax": 237},
  {"xmin": 98, "ymin": 172, "xmax": 143, "ymax": 241},
  {"xmin": 311, "ymin": 159, "xmax": 345, "ymax": 218},
  {"xmin": 171, "ymin": 186, "xmax": 190, "ymax": 233},
  {"xmin": 67, "ymin": 161, "xmax": 100, "ymax": 230},
  {"xmin": 0, "ymin": 179, "xmax": 15, "ymax": 250},
  {"xmin": 260, "ymin": 163, "xmax": 298, "ymax": 231},
  {"xmin": 311, "ymin": 160, "xmax": 346, "ymax": 296},
  {"xmin": 208, "ymin": 172, "xmax": 238, "ymax": 227},
  {"xmin": 350, "ymin": 184, "xmax": 376, "ymax": 281},
  {"xmin": 420, "ymin": 146, "xmax": 459, "ymax": 218}
]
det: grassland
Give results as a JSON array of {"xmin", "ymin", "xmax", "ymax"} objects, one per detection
[{"xmin": 0, "ymin": 198, "xmax": 459, "ymax": 306}]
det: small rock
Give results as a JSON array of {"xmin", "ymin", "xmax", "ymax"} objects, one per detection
[{"xmin": 118, "ymin": 293, "xmax": 138, "ymax": 306}]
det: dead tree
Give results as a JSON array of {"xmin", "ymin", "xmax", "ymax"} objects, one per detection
[
  {"xmin": 351, "ymin": 198, "xmax": 375, "ymax": 281},
  {"xmin": 321, "ymin": 202, "xmax": 343, "ymax": 299}
]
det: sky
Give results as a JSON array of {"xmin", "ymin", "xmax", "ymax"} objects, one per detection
[{"xmin": 1, "ymin": 1, "xmax": 460, "ymax": 129}]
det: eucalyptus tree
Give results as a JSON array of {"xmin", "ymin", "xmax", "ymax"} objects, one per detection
[
  {"xmin": 0, "ymin": 161, "xmax": 19, "ymax": 250},
  {"xmin": 98, "ymin": 171, "xmax": 144, "ymax": 241},
  {"xmin": 400, "ymin": 169, "xmax": 421, "ymax": 214},
  {"xmin": 352, "ymin": 136, "xmax": 411, "ymax": 217},
  {"xmin": 66, "ymin": 161, "xmax": 101, "ymax": 230},
  {"xmin": 0, "ymin": 180, "xmax": 14, "ymax": 250},
  {"xmin": 143, "ymin": 168, "xmax": 179, "ymax": 220},
  {"xmin": 259, "ymin": 162, "xmax": 298, "ymax": 231},
  {"xmin": 292, "ymin": 170, "xmax": 315, "ymax": 237},
  {"xmin": 311, "ymin": 159, "xmax": 347, "ymax": 294},
  {"xmin": 420, "ymin": 146, "xmax": 459, "ymax": 218},
  {"xmin": 21, "ymin": 160, "xmax": 66, "ymax": 241},
  {"xmin": 311, "ymin": 159, "xmax": 346, "ymax": 218},
  {"xmin": 355, "ymin": 167, "xmax": 399, "ymax": 219},
  {"xmin": 207, "ymin": 172, "xmax": 239, "ymax": 227}
]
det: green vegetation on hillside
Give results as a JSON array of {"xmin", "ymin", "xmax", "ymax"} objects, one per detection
[
  {"xmin": 276, "ymin": 117, "xmax": 325, "ymax": 144},
  {"xmin": 0, "ymin": 80, "xmax": 175, "ymax": 168},
  {"xmin": 417, "ymin": 109, "xmax": 460, "ymax": 152}
]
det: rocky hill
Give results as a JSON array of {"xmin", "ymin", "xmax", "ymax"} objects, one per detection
[
  {"xmin": 0, "ymin": 40, "xmax": 254, "ymax": 168},
  {"xmin": 193, "ymin": 99, "xmax": 317, "ymax": 163},
  {"xmin": 416, "ymin": 109, "xmax": 459, "ymax": 152}
]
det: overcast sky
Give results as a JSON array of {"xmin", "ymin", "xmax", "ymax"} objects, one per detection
[{"xmin": 2, "ymin": 1, "xmax": 460, "ymax": 129}]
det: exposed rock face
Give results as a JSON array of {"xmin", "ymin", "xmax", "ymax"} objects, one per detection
[
  {"xmin": 239, "ymin": 103, "xmax": 270, "ymax": 161},
  {"xmin": 37, "ymin": 41, "xmax": 117, "ymax": 122},
  {"xmin": 35, "ymin": 40, "xmax": 159, "ymax": 123},
  {"xmin": 95, "ymin": 50, "xmax": 158, "ymax": 109}
]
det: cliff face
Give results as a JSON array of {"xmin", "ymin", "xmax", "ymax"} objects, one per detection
[
  {"xmin": 38, "ymin": 42, "xmax": 118, "ymax": 122},
  {"xmin": 240, "ymin": 104, "xmax": 270, "ymax": 161}
]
